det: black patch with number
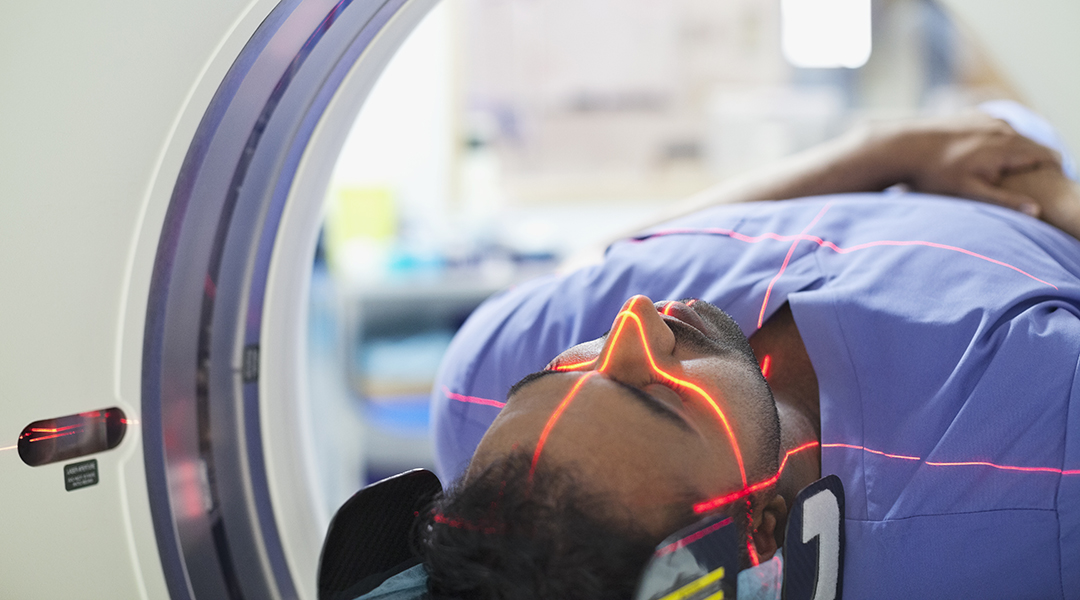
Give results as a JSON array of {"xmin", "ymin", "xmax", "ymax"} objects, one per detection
[
  {"xmin": 64, "ymin": 459, "xmax": 99, "ymax": 491},
  {"xmin": 783, "ymin": 475, "xmax": 845, "ymax": 600}
]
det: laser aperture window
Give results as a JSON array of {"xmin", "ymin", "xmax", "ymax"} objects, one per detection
[{"xmin": 17, "ymin": 408, "xmax": 129, "ymax": 467}]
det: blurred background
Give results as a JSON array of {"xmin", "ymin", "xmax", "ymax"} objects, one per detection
[{"xmin": 307, "ymin": 0, "xmax": 1024, "ymax": 514}]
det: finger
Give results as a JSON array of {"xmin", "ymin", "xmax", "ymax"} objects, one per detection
[
  {"xmin": 970, "ymin": 142, "xmax": 1063, "ymax": 184},
  {"xmin": 965, "ymin": 179, "xmax": 1041, "ymax": 217},
  {"xmin": 1003, "ymin": 138, "xmax": 1063, "ymax": 172}
]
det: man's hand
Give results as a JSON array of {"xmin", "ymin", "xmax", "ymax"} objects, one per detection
[
  {"xmin": 998, "ymin": 163, "xmax": 1080, "ymax": 241},
  {"xmin": 594, "ymin": 108, "xmax": 1072, "ymax": 254},
  {"xmin": 865, "ymin": 112, "xmax": 1062, "ymax": 216}
]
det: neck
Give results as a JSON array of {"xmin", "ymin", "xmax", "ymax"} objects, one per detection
[{"xmin": 748, "ymin": 302, "xmax": 822, "ymax": 507}]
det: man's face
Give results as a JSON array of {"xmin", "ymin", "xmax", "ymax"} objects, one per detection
[{"xmin": 468, "ymin": 295, "xmax": 780, "ymax": 537}]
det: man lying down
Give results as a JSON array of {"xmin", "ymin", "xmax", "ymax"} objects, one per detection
[{"xmin": 383, "ymin": 103, "xmax": 1080, "ymax": 599}]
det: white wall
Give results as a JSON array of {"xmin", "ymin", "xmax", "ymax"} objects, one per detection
[{"xmin": 938, "ymin": 0, "xmax": 1080, "ymax": 153}]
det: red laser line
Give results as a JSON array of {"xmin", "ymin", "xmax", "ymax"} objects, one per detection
[
  {"xmin": 760, "ymin": 355, "xmax": 772, "ymax": 379},
  {"xmin": 823, "ymin": 443, "xmax": 1080, "ymax": 475},
  {"xmin": 821, "ymin": 442, "xmax": 920, "ymax": 461},
  {"xmin": 693, "ymin": 440, "xmax": 820, "ymax": 513},
  {"xmin": 26, "ymin": 431, "xmax": 80, "ymax": 443},
  {"xmin": 552, "ymin": 301, "xmax": 696, "ymax": 372},
  {"xmin": 29, "ymin": 425, "xmax": 83, "ymax": 434},
  {"xmin": 443, "ymin": 386, "xmax": 506, "ymax": 409},
  {"xmin": 757, "ymin": 204, "xmax": 833, "ymax": 329},
  {"xmin": 656, "ymin": 517, "xmax": 733, "ymax": 556},
  {"xmin": 433, "ymin": 512, "xmax": 501, "ymax": 534},
  {"xmin": 598, "ymin": 298, "xmax": 748, "ymax": 487},
  {"xmin": 819, "ymin": 238, "xmax": 1057, "ymax": 288},
  {"xmin": 924, "ymin": 460, "xmax": 1080, "ymax": 475},
  {"xmin": 0, "ymin": 445, "xmax": 17, "ymax": 453},
  {"xmin": 758, "ymin": 244, "xmax": 801, "ymax": 329},
  {"xmin": 638, "ymin": 227, "xmax": 1058, "ymax": 290},
  {"xmin": 746, "ymin": 498, "xmax": 760, "ymax": 566},
  {"xmin": 551, "ymin": 358, "xmax": 598, "ymax": 371},
  {"xmin": 529, "ymin": 372, "xmax": 597, "ymax": 478}
]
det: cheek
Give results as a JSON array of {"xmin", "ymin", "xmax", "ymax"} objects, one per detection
[{"xmin": 548, "ymin": 338, "xmax": 605, "ymax": 369}]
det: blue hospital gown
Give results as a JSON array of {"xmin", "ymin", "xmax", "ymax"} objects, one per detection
[{"xmin": 431, "ymin": 193, "xmax": 1080, "ymax": 597}]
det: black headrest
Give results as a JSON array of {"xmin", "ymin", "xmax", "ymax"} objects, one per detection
[{"xmin": 318, "ymin": 469, "xmax": 443, "ymax": 600}]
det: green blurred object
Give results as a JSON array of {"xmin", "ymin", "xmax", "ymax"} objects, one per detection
[{"xmin": 325, "ymin": 185, "xmax": 398, "ymax": 276}]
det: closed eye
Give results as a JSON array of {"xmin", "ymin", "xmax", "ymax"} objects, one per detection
[{"xmin": 608, "ymin": 380, "xmax": 694, "ymax": 433}]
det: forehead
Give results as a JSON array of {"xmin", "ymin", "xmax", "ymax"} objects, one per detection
[
  {"xmin": 503, "ymin": 370, "xmax": 694, "ymax": 434},
  {"xmin": 524, "ymin": 378, "xmax": 701, "ymax": 459}
]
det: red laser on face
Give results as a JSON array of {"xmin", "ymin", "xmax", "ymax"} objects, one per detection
[
  {"xmin": 693, "ymin": 440, "xmax": 820, "ymax": 514},
  {"xmin": 550, "ymin": 358, "xmax": 598, "ymax": 372},
  {"xmin": 529, "ymin": 372, "xmax": 597, "ymax": 478},
  {"xmin": 597, "ymin": 297, "xmax": 748, "ymax": 487},
  {"xmin": 433, "ymin": 512, "xmax": 501, "ymax": 534},
  {"xmin": 760, "ymin": 355, "xmax": 772, "ymax": 379},
  {"xmin": 550, "ymin": 301, "xmax": 698, "ymax": 372},
  {"xmin": 745, "ymin": 498, "xmax": 759, "ymax": 566}
]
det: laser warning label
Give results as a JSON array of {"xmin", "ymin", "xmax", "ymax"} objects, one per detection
[{"xmin": 64, "ymin": 459, "xmax": 99, "ymax": 491}]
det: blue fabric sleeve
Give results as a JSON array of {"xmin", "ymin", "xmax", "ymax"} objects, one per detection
[{"xmin": 356, "ymin": 565, "xmax": 428, "ymax": 600}]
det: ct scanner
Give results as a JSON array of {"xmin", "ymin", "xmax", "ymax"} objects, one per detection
[{"xmin": 0, "ymin": 1, "xmax": 1077, "ymax": 598}]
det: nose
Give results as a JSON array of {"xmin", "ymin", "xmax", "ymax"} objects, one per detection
[{"xmin": 596, "ymin": 295, "xmax": 677, "ymax": 384}]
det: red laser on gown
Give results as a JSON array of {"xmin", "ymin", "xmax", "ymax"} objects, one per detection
[
  {"xmin": 639, "ymin": 221, "xmax": 1058, "ymax": 291},
  {"xmin": 822, "ymin": 443, "xmax": 1080, "ymax": 475},
  {"xmin": 757, "ymin": 203, "xmax": 834, "ymax": 328},
  {"xmin": 443, "ymin": 386, "xmax": 507, "ymax": 409}
]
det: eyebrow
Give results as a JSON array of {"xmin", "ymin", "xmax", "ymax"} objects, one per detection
[{"xmin": 507, "ymin": 370, "xmax": 694, "ymax": 432}]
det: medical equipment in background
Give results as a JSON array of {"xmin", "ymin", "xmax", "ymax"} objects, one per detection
[
  {"xmin": 1, "ymin": 0, "xmax": 440, "ymax": 597},
  {"xmin": 0, "ymin": 0, "xmax": 1075, "ymax": 599}
]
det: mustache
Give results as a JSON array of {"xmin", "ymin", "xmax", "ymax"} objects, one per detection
[
  {"xmin": 678, "ymin": 299, "xmax": 759, "ymax": 366},
  {"xmin": 591, "ymin": 299, "xmax": 750, "ymax": 360}
]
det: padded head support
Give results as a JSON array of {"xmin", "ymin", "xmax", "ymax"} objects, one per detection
[
  {"xmin": 318, "ymin": 469, "xmax": 443, "ymax": 600},
  {"xmin": 633, "ymin": 515, "xmax": 740, "ymax": 600}
]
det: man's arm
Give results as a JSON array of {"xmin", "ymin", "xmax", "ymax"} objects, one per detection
[
  {"xmin": 999, "ymin": 163, "xmax": 1080, "ymax": 241},
  {"xmin": 649, "ymin": 111, "xmax": 1061, "ymax": 225},
  {"xmin": 561, "ymin": 112, "xmax": 1067, "ymax": 270}
]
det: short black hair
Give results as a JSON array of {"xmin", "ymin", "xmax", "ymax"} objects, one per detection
[{"xmin": 420, "ymin": 451, "xmax": 697, "ymax": 600}]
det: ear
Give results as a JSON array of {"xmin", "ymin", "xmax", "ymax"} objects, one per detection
[{"xmin": 752, "ymin": 495, "xmax": 788, "ymax": 561}]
